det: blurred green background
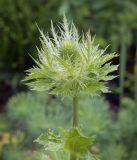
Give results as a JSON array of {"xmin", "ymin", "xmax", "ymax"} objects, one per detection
[{"xmin": 0, "ymin": 0, "xmax": 137, "ymax": 159}]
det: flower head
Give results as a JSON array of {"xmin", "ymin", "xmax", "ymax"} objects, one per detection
[{"xmin": 24, "ymin": 16, "xmax": 118, "ymax": 97}]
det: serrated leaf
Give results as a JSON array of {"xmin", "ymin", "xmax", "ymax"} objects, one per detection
[
  {"xmin": 100, "ymin": 52, "xmax": 118, "ymax": 65},
  {"xmin": 35, "ymin": 128, "xmax": 93, "ymax": 157},
  {"xmin": 35, "ymin": 130, "xmax": 63, "ymax": 151},
  {"xmin": 27, "ymin": 79, "xmax": 54, "ymax": 91},
  {"xmin": 64, "ymin": 128, "xmax": 93, "ymax": 157}
]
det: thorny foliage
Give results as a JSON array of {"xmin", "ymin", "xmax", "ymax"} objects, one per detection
[{"xmin": 24, "ymin": 16, "xmax": 118, "ymax": 97}]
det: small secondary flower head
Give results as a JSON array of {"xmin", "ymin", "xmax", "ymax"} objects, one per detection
[{"xmin": 24, "ymin": 16, "xmax": 118, "ymax": 97}]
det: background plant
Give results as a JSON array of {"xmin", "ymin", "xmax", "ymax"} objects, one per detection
[{"xmin": 0, "ymin": 91, "xmax": 137, "ymax": 159}]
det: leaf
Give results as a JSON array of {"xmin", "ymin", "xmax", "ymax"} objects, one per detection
[
  {"xmin": 24, "ymin": 68, "xmax": 46, "ymax": 81},
  {"xmin": 35, "ymin": 127, "xmax": 93, "ymax": 157},
  {"xmin": 64, "ymin": 128, "xmax": 93, "ymax": 157},
  {"xmin": 84, "ymin": 81, "xmax": 109, "ymax": 95},
  {"xmin": 100, "ymin": 52, "xmax": 118, "ymax": 65},
  {"xmin": 100, "ymin": 63, "xmax": 119, "ymax": 75},
  {"xmin": 27, "ymin": 79, "xmax": 54, "ymax": 91},
  {"xmin": 54, "ymin": 55, "xmax": 72, "ymax": 71},
  {"xmin": 35, "ymin": 130, "xmax": 64, "ymax": 151}
]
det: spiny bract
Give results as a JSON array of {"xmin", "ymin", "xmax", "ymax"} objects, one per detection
[{"xmin": 24, "ymin": 16, "xmax": 118, "ymax": 97}]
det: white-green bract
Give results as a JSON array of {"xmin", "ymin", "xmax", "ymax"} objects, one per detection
[{"xmin": 24, "ymin": 16, "xmax": 118, "ymax": 97}]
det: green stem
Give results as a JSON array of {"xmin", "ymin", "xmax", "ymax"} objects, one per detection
[
  {"xmin": 70, "ymin": 96, "xmax": 78, "ymax": 160},
  {"xmin": 70, "ymin": 153, "xmax": 77, "ymax": 160},
  {"xmin": 119, "ymin": 26, "xmax": 127, "ymax": 107},
  {"xmin": 72, "ymin": 96, "xmax": 78, "ymax": 127},
  {"xmin": 134, "ymin": 46, "xmax": 137, "ymax": 103}
]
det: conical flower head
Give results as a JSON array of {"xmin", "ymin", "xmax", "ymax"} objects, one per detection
[{"xmin": 24, "ymin": 16, "xmax": 118, "ymax": 97}]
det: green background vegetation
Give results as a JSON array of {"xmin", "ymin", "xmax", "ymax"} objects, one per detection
[{"xmin": 0, "ymin": 0, "xmax": 137, "ymax": 159}]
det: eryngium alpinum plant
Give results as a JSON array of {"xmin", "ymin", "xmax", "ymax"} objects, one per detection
[
  {"xmin": 24, "ymin": 17, "xmax": 118, "ymax": 97},
  {"xmin": 23, "ymin": 16, "xmax": 118, "ymax": 160}
]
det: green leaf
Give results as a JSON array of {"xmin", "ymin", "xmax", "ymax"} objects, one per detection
[
  {"xmin": 100, "ymin": 52, "xmax": 118, "ymax": 65},
  {"xmin": 35, "ymin": 127, "xmax": 93, "ymax": 157},
  {"xmin": 27, "ymin": 79, "xmax": 54, "ymax": 91},
  {"xmin": 35, "ymin": 129, "xmax": 64, "ymax": 151},
  {"xmin": 64, "ymin": 128, "xmax": 93, "ymax": 157}
]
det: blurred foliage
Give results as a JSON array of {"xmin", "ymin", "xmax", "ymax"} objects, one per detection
[
  {"xmin": 99, "ymin": 97, "xmax": 137, "ymax": 160},
  {"xmin": 0, "ymin": 0, "xmax": 136, "ymax": 106},
  {"xmin": 2, "ymin": 92, "xmax": 136, "ymax": 159},
  {"xmin": 0, "ymin": 115, "xmax": 10, "ymax": 131},
  {"xmin": 79, "ymin": 96, "xmax": 111, "ymax": 135},
  {"xmin": 0, "ymin": 0, "xmax": 62, "ymax": 70},
  {"xmin": 0, "ymin": 0, "xmax": 136, "ymax": 71},
  {"xmin": 1, "ymin": 145, "xmax": 41, "ymax": 160},
  {"xmin": 116, "ymin": 98, "xmax": 137, "ymax": 160},
  {"xmin": 7, "ymin": 92, "xmax": 112, "ymax": 137},
  {"xmin": 0, "ymin": 0, "xmax": 137, "ymax": 159},
  {"xmin": 7, "ymin": 92, "xmax": 71, "ymax": 134}
]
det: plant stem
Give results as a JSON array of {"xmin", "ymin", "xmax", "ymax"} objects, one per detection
[
  {"xmin": 70, "ymin": 96, "xmax": 78, "ymax": 160},
  {"xmin": 72, "ymin": 96, "xmax": 78, "ymax": 127},
  {"xmin": 119, "ymin": 25, "xmax": 127, "ymax": 107},
  {"xmin": 70, "ymin": 153, "xmax": 77, "ymax": 160},
  {"xmin": 134, "ymin": 46, "xmax": 137, "ymax": 103}
]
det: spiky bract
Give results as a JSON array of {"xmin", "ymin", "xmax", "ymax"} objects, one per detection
[{"xmin": 24, "ymin": 17, "xmax": 118, "ymax": 97}]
